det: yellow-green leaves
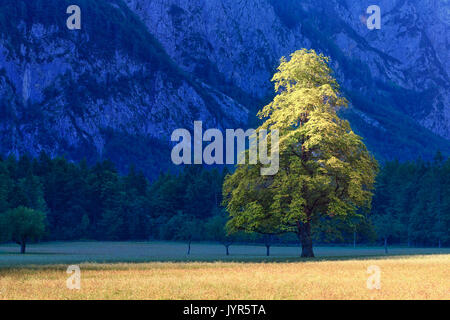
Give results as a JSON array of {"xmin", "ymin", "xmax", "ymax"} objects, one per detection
[{"xmin": 223, "ymin": 49, "xmax": 378, "ymax": 237}]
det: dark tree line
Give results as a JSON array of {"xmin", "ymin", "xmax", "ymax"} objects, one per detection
[
  {"xmin": 0, "ymin": 152, "xmax": 448, "ymax": 251},
  {"xmin": 371, "ymin": 153, "xmax": 450, "ymax": 248},
  {"xmin": 0, "ymin": 153, "xmax": 228, "ymax": 243}
]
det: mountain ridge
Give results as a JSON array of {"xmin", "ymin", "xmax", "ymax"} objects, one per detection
[
  {"xmin": 125, "ymin": 0, "xmax": 450, "ymax": 160},
  {"xmin": 0, "ymin": 0, "xmax": 449, "ymax": 176}
]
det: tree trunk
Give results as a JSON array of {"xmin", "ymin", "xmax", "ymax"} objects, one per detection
[
  {"xmin": 353, "ymin": 231, "xmax": 356, "ymax": 248},
  {"xmin": 20, "ymin": 241, "xmax": 26, "ymax": 254},
  {"xmin": 187, "ymin": 240, "xmax": 191, "ymax": 255},
  {"xmin": 225, "ymin": 245, "xmax": 229, "ymax": 256},
  {"xmin": 384, "ymin": 237, "xmax": 388, "ymax": 254},
  {"xmin": 263, "ymin": 235, "xmax": 273, "ymax": 257},
  {"xmin": 298, "ymin": 222, "xmax": 314, "ymax": 258}
]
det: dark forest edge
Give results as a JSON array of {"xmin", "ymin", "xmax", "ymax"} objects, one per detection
[{"xmin": 0, "ymin": 151, "xmax": 448, "ymax": 254}]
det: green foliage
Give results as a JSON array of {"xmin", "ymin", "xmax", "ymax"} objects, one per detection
[
  {"xmin": 205, "ymin": 208, "xmax": 233, "ymax": 244},
  {"xmin": 149, "ymin": 165, "xmax": 225, "ymax": 228},
  {"xmin": 312, "ymin": 213, "xmax": 376, "ymax": 244},
  {"xmin": 0, "ymin": 150, "xmax": 446, "ymax": 247},
  {"xmin": 371, "ymin": 154, "xmax": 450, "ymax": 247},
  {"xmin": 223, "ymin": 49, "xmax": 378, "ymax": 257},
  {"xmin": 0, "ymin": 206, "xmax": 46, "ymax": 253},
  {"xmin": 159, "ymin": 212, "xmax": 204, "ymax": 255},
  {"xmin": 0, "ymin": 154, "xmax": 228, "ymax": 242},
  {"xmin": 0, "ymin": 161, "xmax": 12, "ymax": 214}
]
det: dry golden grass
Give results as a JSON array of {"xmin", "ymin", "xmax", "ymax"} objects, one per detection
[{"xmin": 0, "ymin": 254, "xmax": 448, "ymax": 300}]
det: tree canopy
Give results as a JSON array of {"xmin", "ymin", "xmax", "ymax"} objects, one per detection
[
  {"xmin": 223, "ymin": 49, "xmax": 379, "ymax": 257},
  {"xmin": 0, "ymin": 206, "xmax": 46, "ymax": 253}
]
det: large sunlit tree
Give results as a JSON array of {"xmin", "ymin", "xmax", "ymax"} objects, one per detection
[{"xmin": 223, "ymin": 49, "xmax": 378, "ymax": 257}]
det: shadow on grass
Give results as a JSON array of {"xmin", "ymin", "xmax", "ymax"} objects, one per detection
[
  {"xmin": 1, "ymin": 251, "xmax": 448, "ymax": 271},
  {"xmin": 135, "ymin": 252, "xmax": 449, "ymax": 263},
  {"xmin": 0, "ymin": 251, "xmax": 75, "ymax": 256}
]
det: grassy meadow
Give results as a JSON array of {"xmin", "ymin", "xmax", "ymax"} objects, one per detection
[{"xmin": 0, "ymin": 242, "xmax": 449, "ymax": 299}]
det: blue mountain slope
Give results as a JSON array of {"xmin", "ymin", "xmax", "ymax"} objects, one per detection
[
  {"xmin": 0, "ymin": 0, "xmax": 448, "ymax": 176},
  {"xmin": 0, "ymin": 0, "xmax": 248, "ymax": 175}
]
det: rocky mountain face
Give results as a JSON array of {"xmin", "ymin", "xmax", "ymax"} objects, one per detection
[
  {"xmin": 125, "ymin": 0, "xmax": 450, "ymax": 160},
  {"xmin": 0, "ymin": 0, "xmax": 449, "ymax": 175},
  {"xmin": 0, "ymin": 0, "xmax": 248, "ymax": 174}
]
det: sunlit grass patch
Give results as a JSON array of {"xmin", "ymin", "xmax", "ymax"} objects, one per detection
[{"xmin": 0, "ymin": 250, "xmax": 448, "ymax": 300}]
